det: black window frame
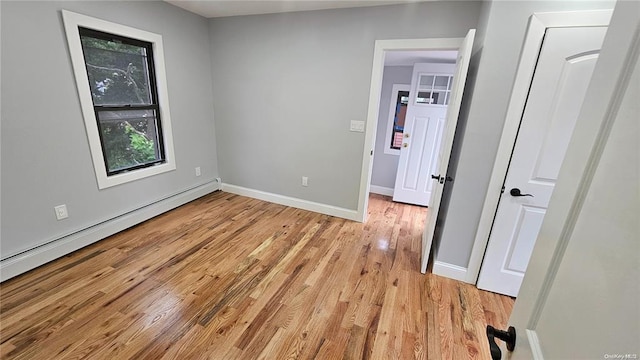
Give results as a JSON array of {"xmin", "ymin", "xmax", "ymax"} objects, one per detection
[
  {"xmin": 79, "ymin": 27, "xmax": 166, "ymax": 176},
  {"xmin": 390, "ymin": 90, "xmax": 409, "ymax": 150}
]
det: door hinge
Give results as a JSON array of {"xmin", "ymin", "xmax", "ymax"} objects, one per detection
[{"xmin": 501, "ymin": 186, "xmax": 505, "ymax": 194}]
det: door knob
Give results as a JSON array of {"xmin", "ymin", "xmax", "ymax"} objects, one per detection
[
  {"xmin": 510, "ymin": 188, "xmax": 533, "ymax": 197},
  {"xmin": 431, "ymin": 174, "xmax": 447, "ymax": 184},
  {"xmin": 431, "ymin": 174, "xmax": 442, "ymax": 181},
  {"xmin": 431, "ymin": 174, "xmax": 453, "ymax": 183},
  {"xmin": 486, "ymin": 325, "xmax": 516, "ymax": 360}
]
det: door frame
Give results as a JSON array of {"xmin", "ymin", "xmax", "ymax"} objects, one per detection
[
  {"xmin": 465, "ymin": 9, "xmax": 613, "ymax": 285},
  {"xmin": 357, "ymin": 37, "xmax": 466, "ymax": 222}
]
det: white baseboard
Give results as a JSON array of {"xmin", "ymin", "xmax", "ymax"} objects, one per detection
[
  {"xmin": 369, "ymin": 185, "xmax": 394, "ymax": 196},
  {"xmin": 221, "ymin": 183, "xmax": 359, "ymax": 221},
  {"xmin": 432, "ymin": 261, "xmax": 469, "ymax": 282},
  {"xmin": 0, "ymin": 181, "xmax": 220, "ymax": 282}
]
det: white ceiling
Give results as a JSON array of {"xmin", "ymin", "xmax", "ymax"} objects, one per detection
[
  {"xmin": 384, "ymin": 50, "xmax": 458, "ymax": 66},
  {"xmin": 164, "ymin": 0, "xmax": 431, "ymax": 18}
]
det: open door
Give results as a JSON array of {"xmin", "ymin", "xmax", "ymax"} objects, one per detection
[
  {"xmin": 420, "ymin": 29, "xmax": 475, "ymax": 273},
  {"xmin": 490, "ymin": 3, "xmax": 639, "ymax": 358}
]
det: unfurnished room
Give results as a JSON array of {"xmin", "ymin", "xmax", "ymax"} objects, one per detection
[{"xmin": 1, "ymin": 0, "xmax": 638, "ymax": 359}]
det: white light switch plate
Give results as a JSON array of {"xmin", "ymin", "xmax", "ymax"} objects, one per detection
[{"xmin": 350, "ymin": 120, "xmax": 365, "ymax": 133}]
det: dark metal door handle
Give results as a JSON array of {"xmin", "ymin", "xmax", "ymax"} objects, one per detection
[
  {"xmin": 510, "ymin": 188, "xmax": 534, "ymax": 197},
  {"xmin": 431, "ymin": 175, "xmax": 453, "ymax": 184},
  {"xmin": 486, "ymin": 325, "xmax": 516, "ymax": 360}
]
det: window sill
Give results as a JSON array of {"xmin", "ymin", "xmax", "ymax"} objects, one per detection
[{"xmin": 96, "ymin": 161, "xmax": 176, "ymax": 189}]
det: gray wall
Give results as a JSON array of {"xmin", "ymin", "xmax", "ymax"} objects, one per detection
[
  {"xmin": 435, "ymin": 0, "xmax": 616, "ymax": 268},
  {"xmin": 208, "ymin": 2, "xmax": 482, "ymax": 210},
  {"xmin": 370, "ymin": 65, "xmax": 412, "ymax": 189},
  {"xmin": 1, "ymin": 1, "xmax": 219, "ymax": 258}
]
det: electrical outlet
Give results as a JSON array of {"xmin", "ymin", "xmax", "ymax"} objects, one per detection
[
  {"xmin": 302, "ymin": 176, "xmax": 308, "ymax": 187},
  {"xmin": 195, "ymin": 167, "xmax": 201, "ymax": 177},
  {"xmin": 54, "ymin": 204, "xmax": 68, "ymax": 220}
]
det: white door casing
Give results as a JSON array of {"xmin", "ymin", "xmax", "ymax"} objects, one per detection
[
  {"xmin": 466, "ymin": 9, "xmax": 613, "ymax": 285},
  {"xmin": 421, "ymin": 29, "xmax": 475, "ymax": 273},
  {"xmin": 476, "ymin": 26, "xmax": 607, "ymax": 297},
  {"xmin": 392, "ymin": 63, "xmax": 452, "ymax": 206},
  {"xmin": 507, "ymin": 3, "xmax": 639, "ymax": 357},
  {"xmin": 358, "ymin": 34, "xmax": 476, "ymax": 224}
]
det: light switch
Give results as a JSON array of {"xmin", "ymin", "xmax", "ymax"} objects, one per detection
[{"xmin": 350, "ymin": 120, "xmax": 365, "ymax": 133}]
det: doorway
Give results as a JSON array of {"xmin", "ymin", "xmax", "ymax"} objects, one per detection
[
  {"xmin": 357, "ymin": 32, "xmax": 476, "ymax": 274},
  {"xmin": 369, "ymin": 53, "xmax": 457, "ymax": 207}
]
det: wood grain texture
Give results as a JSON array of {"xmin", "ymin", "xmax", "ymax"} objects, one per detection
[{"xmin": 0, "ymin": 192, "xmax": 513, "ymax": 359}]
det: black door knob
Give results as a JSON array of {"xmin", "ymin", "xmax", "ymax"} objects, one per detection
[
  {"xmin": 431, "ymin": 174, "xmax": 453, "ymax": 184},
  {"xmin": 431, "ymin": 174, "xmax": 449, "ymax": 184},
  {"xmin": 486, "ymin": 325, "xmax": 516, "ymax": 360},
  {"xmin": 510, "ymin": 188, "xmax": 534, "ymax": 197}
]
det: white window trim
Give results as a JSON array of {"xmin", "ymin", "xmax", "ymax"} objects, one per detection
[
  {"xmin": 62, "ymin": 10, "xmax": 176, "ymax": 189},
  {"xmin": 383, "ymin": 84, "xmax": 410, "ymax": 156}
]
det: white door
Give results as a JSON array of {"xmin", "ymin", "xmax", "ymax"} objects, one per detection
[
  {"xmin": 420, "ymin": 29, "xmax": 475, "ymax": 273},
  {"xmin": 503, "ymin": 4, "xmax": 639, "ymax": 357},
  {"xmin": 392, "ymin": 64, "xmax": 451, "ymax": 206},
  {"xmin": 477, "ymin": 26, "xmax": 607, "ymax": 297}
]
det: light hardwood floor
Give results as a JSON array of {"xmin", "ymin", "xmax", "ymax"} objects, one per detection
[{"xmin": 0, "ymin": 192, "xmax": 513, "ymax": 359}]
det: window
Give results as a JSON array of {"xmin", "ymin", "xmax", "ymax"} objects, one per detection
[
  {"xmin": 63, "ymin": 11, "xmax": 175, "ymax": 189},
  {"xmin": 383, "ymin": 84, "xmax": 410, "ymax": 155},
  {"xmin": 80, "ymin": 28, "xmax": 165, "ymax": 175},
  {"xmin": 416, "ymin": 74, "xmax": 453, "ymax": 105},
  {"xmin": 390, "ymin": 90, "xmax": 409, "ymax": 150}
]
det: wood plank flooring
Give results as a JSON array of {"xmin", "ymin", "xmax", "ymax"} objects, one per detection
[{"xmin": 0, "ymin": 192, "xmax": 513, "ymax": 359}]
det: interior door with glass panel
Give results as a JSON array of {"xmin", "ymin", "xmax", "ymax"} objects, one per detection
[{"xmin": 392, "ymin": 63, "xmax": 453, "ymax": 206}]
